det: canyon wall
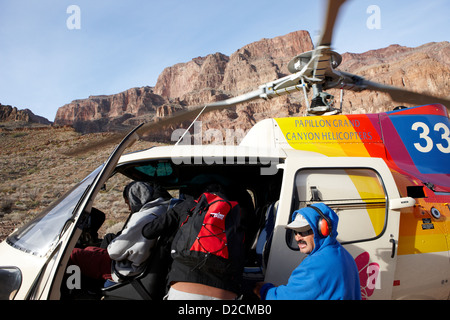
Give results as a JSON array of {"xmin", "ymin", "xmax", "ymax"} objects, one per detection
[{"xmin": 53, "ymin": 30, "xmax": 450, "ymax": 141}]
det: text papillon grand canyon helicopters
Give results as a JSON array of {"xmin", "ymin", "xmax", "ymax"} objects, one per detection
[{"xmin": 0, "ymin": 0, "xmax": 449, "ymax": 300}]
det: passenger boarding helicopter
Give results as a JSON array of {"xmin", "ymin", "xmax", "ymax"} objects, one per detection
[{"xmin": 0, "ymin": 0, "xmax": 449, "ymax": 300}]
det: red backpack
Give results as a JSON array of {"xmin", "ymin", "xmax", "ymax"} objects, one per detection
[{"xmin": 171, "ymin": 192, "xmax": 245, "ymax": 273}]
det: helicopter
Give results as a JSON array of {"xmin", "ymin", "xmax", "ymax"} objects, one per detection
[{"xmin": 0, "ymin": 0, "xmax": 449, "ymax": 301}]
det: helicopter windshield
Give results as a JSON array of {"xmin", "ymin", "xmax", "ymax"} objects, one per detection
[{"xmin": 6, "ymin": 165, "xmax": 103, "ymax": 257}]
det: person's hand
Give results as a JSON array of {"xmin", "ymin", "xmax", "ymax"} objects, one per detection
[{"xmin": 253, "ymin": 282, "xmax": 266, "ymax": 299}]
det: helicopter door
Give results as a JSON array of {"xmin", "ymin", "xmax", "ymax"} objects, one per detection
[
  {"xmin": 265, "ymin": 154, "xmax": 402, "ymax": 300},
  {"xmin": 26, "ymin": 124, "xmax": 143, "ymax": 300}
]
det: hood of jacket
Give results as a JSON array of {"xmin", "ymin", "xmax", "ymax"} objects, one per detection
[
  {"xmin": 262, "ymin": 203, "xmax": 362, "ymax": 300},
  {"xmin": 292, "ymin": 203, "xmax": 339, "ymax": 255},
  {"xmin": 124, "ymin": 181, "xmax": 171, "ymax": 213}
]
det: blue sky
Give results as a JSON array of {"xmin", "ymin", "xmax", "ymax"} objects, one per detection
[{"xmin": 0, "ymin": 0, "xmax": 448, "ymax": 121}]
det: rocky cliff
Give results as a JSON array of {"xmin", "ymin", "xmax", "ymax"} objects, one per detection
[
  {"xmin": 54, "ymin": 30, "xmax": 450, "ymax": 140},
  {"xmin": 0, "ymin": 104, "xmax": 52, "ymax": 126}
]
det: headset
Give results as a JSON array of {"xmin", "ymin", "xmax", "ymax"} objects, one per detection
[{"xmin": 308, "ymin": 205, "xmax": 332, "ymax": 237}]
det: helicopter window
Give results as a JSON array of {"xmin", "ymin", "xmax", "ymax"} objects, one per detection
[
  {"xmin": 135, "ymin": 162, "xmax": 173, "ymax": 177},
  {"xmin": 6, "ymin": 165, "xmax": 103, "ymax": 257},
  {"xmin": 287, "ymin": 168, "xmax": 388, "ymax": 248},
  {"xmin": 406, "ymin": 186, "xmax": 426, "ymax": 198}
]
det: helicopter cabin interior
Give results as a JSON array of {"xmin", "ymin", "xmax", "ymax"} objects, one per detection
[{"xmin": 59, "ymin": 149, "xmax": 401, "ymax": 300}]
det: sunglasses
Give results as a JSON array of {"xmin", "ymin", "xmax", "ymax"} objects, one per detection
[{"xmin": 293, "ymin": 228, "xmax": 314, "ymax": 237}]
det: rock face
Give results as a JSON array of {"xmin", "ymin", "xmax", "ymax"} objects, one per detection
[
  {"xmin": 154, "ymin": 30, "xmax": 313, "ymax": 99},
  {"xmin": 54, "ymin": 29, "xmax": 450, "ymax": 141},
  {"xmin": 0, "ymin": 104, "xmax": 52, "ymax": 125},
  {"xmin": 55, "ymin": 87, "xmax": 171, "ymax": 133},
  {"xmin": 54, "ymin": 30, "xmax": 314, "ymax": 135}
]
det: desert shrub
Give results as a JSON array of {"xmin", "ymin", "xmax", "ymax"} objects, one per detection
[{"xmin": 0, "ymin": 198, "xmax": 13, "ymax": 214}]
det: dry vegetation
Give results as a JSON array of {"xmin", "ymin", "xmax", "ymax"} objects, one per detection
[{"xmin": 0, "ymin": 125, "xmax": 163, "ymax": 241}]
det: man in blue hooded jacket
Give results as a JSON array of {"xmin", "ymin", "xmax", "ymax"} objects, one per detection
[{"xmin": 254, "ymin": 203, "xmax": 361, "ymax": 300}]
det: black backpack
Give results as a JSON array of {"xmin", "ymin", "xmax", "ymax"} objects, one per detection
[{"xmin": 171, "ymin": 192, "xmax": 245, "ymax": 275}]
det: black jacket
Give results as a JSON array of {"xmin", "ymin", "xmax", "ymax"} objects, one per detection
[{"xmin": 142, "ymin": 194, "xmax": 245, "ymax": 294}]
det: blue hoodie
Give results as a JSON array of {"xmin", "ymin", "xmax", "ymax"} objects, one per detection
[{"xmin": 260, "ymin": 203, "xmax": 361, "ymax": 300}]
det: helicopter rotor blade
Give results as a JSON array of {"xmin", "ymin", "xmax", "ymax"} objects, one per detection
[
  {"xmin": 363, "ymin": 80, "xmax": 450, "ymax": 111},
  {"xmin": 65, "ymin": 88, "xmax": 265, "ymax": 156},
  {"xmin": 66, "ymin": 71, "xmax": 315, "ymax": 157},
  {"xmin": 338, "ymin": 70, "xmax": 450, "ymax": 111},
  {"xmin": 138, "ymin": 70, "xmax": 313, "ymax": 140},
  {"xmin": 312, "ymin": 0, "xmax": 347, "ymax": 81},
  {"xmin": 136, "ymin": 88, "xmax": 264, "ymax": 137},
  {"xmin": 317, "ymin": 0, "xmax": 347, "ymax": 47},
  {"xmin": 288, "ymin": 0, "xmax": 347, "ymax": 81}
]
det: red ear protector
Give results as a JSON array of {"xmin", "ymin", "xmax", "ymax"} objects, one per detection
[{"xmin": 308, "ymin": 205, "xmax": 332, "ymax": 237}]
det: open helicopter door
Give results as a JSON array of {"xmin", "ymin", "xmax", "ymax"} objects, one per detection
[
  {"xmin": 19, "ymin": 124, "xmax": 143, "ymax": 300},
  {"xmin": 264, "ymin": 152, "xmax": 405, "ymax": 300}
]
